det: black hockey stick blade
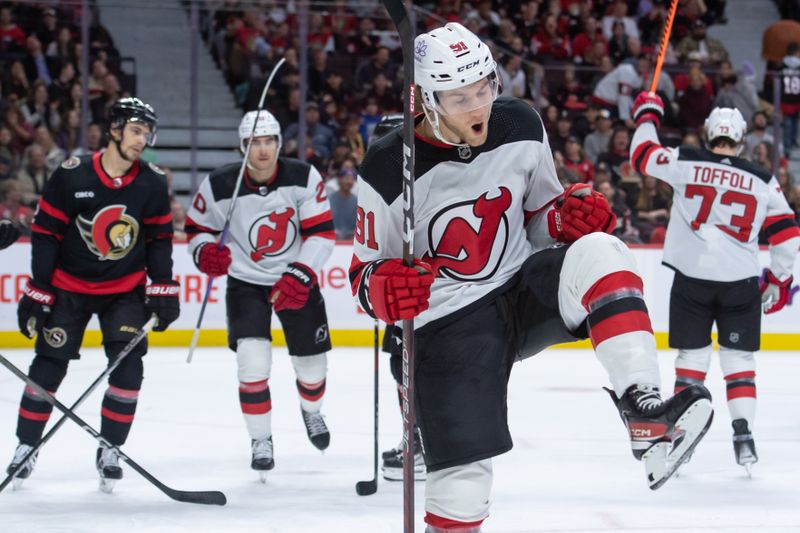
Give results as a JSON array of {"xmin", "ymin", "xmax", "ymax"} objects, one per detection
[
  {"xmin": 0, "ymin": 354, "xmax": 226, "ymax": 505},
  {"xmin": 355, "ymin": 479, "xmax": 377, "ymax": 496}
]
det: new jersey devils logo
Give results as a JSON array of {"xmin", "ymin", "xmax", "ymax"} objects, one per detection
[
  {"xmin": 249, "ymin": 208, "xmax": 297, "ymax": 261},
  {"xmin": 422, "ymin": 187, "xmax": 512, "ymax": 281},
  {"xmin": 77, "ymin": 205, "xmax": 139, "ymax": 260}
]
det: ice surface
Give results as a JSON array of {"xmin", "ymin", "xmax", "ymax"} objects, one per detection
[{"xmin": 1, "ymin": 347, "xmax": 799, "ymax": 532}]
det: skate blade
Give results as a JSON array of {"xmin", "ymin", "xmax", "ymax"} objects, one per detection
[
  {"xmin": 743, "ymin": 462, "xmax": 754, "ymax": 478},
  {"xmin": 98, "ymin": 478, "xmax": 116, "ymax": 494},
  {"xmin": 381, "ymin": 465, "xmax": 426, "ymax": 482},
  {"xmin": 647, "ymin": 399, "xmax": 714, "ymax": 490},
  {"xmin": 258, "ymin": 471, "xmax": 268, "ymax": 484},
  {"xmin": 11, "ymin": 476, "xmax": 24, "ymax": 490}
]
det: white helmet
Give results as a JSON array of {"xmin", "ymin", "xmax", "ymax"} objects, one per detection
[
  {"xmin": 238, "ymin": 110, "xmax": 282, "ymax": 153},
  {"xmin": 704, "ymin": 107, "xmax": 747, "ymax": 146},
  {"xmin": 414, "ymin": 23, "xmax": 498, "ymax": 146}
]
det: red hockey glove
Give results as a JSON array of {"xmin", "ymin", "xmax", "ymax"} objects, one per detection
[
  {"xmin": 367, "ymin": 259, "xmax": 434, "ymax": 324},
  {"xmin": 194, "ymin": 242, "xmax": 232, "ymax": 276},
  {"xmin": 145, "ymin": 282, "xmax": 181, "ymax": 332},
  {"xmin": 548, "ymin": 183, "xmax": 617, "ymax": 243},
  {"xmin": 17, "ymin": 280, "xmax": 55, "ymax": 339},
  {"xmin": 759, "ymin": 270, "xmax": 793, "ymax": 314},
  {"xmin": 270, "ymin": 263, "xmax": 317, "ymax": 312},
  {"xmin": 632, "ymin": 91, "xmax": 664, "ymax": 128}
]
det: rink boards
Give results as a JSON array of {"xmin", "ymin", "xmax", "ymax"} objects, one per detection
[{"xmin": 0, "ymin": 242, "xmax": 798, "ymax": 349}]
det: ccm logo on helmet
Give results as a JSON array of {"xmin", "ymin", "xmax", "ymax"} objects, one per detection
[
  {"xmin": 146, "ymin": 285, "xmax": 180, "ymax": 296},
  {"xmin": 457, "ymin": 60, "xmax": 480, "ymax": 72}
]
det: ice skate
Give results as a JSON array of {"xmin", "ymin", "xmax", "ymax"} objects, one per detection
[
  {"xmin": 607, "ymin": 383, "xmax": 713, "ymax": 490},
  {"xmin": 7, "ymin": 443, "xmax": 38, "ymax": 490},
  {"xmin": 301, "ymin": 408, "xmax": 329, "ymax": 451},
  {"xmin": 251, "ymin": 436, "xmax": 274, "ymax": 482},
  {"xmin": 382, "ymin": 441, "xmax": 426, "ymax": 482},
  {"xmin": 732, "ymin": 418, "xmax": 758, "ymax": 477},
  {"xmin": 96, "ymin": 446, "xmax": 123, "ymax": 493}
]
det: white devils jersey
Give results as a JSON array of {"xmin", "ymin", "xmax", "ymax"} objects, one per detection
[
  {"xmin": 631, "ymin": 123, "xmax": 800, "ymax": 282},
  {"xmin": 351, "ymin": 97, "xmax": 563, "ymax": 329},
  {"xmin": 186, "ymin": 158, "xmax": 335, "ymax": 286}
]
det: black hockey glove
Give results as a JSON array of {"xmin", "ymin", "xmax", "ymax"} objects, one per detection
[
  {"xmin": 0, "ymin": 219, "xmax": 20, "ymax": 250},
  {"xmin": 145, "ymin": 281, "xmax": 181, "ymax": 332},
  {"xmin": 17, "ymin": 280, "xmax": 55, "ymax": 339}
]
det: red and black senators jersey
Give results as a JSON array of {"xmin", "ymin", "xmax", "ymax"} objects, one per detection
[
  {"xmin": 185, "ymin": 157, "xmax": 334, "ymax": 286},
  {"xmin": 31, "ymin": 152, "xmax": 174, "ymax": 294}
]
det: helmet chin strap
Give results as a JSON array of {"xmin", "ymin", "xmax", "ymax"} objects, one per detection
[{"xmin": 421, "ymin": 104, "xmax": 470, "ymax": 148}]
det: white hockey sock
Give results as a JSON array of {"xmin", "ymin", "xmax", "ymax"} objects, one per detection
[
  {"xmin": 237, "ymin": 338, "xmax": 272, "ymax": 440},
  {"xmin": 719, "ymin": 347, "xmax": 756, "ymax": 429},
  {"xmin": 674, "ymin": 345, "xmax": 712, "ymax": 393},
  {"xmin": 291, "ymin": 354, "xmax": 327, "ymax": 413}
]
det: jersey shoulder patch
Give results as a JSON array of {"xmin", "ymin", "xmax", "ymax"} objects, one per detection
[
  {"xmin": 148, "ymin": 161, "xmax": 166, "ymax": 175},
  {"xmin": 61, "ymin": 156, "xmax": 81, "ymax": 170}
]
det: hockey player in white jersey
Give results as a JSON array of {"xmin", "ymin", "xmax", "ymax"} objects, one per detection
[
  {"xmin": 186, "ymin": 110, "xmax": 335, "ymax": 479},
  {"xmin": 351, "ymin": 23, "xmax": 714, "ymax": 532},
  {"xmin": 630, "ymin": 92, "xmax": 800, "ymax": 474}
]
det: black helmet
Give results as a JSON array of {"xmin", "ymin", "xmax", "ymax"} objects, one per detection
[{"xmin": 108, "ymin": 97, "xmax": 158, "ymax": 146}]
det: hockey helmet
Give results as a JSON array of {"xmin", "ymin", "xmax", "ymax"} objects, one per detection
[
  {"xmin": 704, "ymin": 107, "xmax": 747, "ymax": 146},
  {"xmin": 415, "ymin": 22, "xmax": 499, "ymax": 117},
  {"xmin": 239, "ymin": 110, "xmax": 282, "ymax": 153},
  {"xmin": 109, "ymin": 97, "xmax": 158, "ymax": 146}
]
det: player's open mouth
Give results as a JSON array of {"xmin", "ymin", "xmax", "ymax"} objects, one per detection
[{"xmin": 471, "ymin": 122, "xmax": 484, "ymax": 134}]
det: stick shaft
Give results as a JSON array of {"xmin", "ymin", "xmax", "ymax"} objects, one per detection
[{"xmin": 649, "ymin": 0, "xmax": 679, "ymax": 93}]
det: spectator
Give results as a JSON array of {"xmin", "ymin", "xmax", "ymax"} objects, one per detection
[
  {"xmin": 608, "ymin": 20, "xmax": 632, "ymax": 65},
  {"xmin": 171, "ymin": 199, "xmax": 187, "ymax": 241},
  {"xmin": 359, "ymin": 98, "xmax": 382, "ymax": 146},
  {"xmin": 364, "ymin": 72, "xmax": 400, "ymax": 113},
  {"xmin": 49, "ymin": 62, "xmax": 76, "ymax": 106},
  {"xmin": 681, "ymin": 131, "xmax": 703, "ymax": 148},
  {"xmin": 71, "ymin": 121, "xmax": 106, "ymax": 156},
  {"xmin": 273, "ymin": 87, "xmax": 301, "ymax": 131},
  {"xmin": 713, "ymin": 73, "xmax": 758, "ymax": 125},
  {"xmin": 87, "ymin": 59, "xmax": 108, "ymax": 101},
  {"xmin": 0, "ymin": 6, "xmax": 27, "ymax": 53},
  {"xmin": 4, "ymin": 103, "xmax": 34, "ymax": 152},
  {"xmin": 341, "ymin": 115, "xmax": 365, "ymax": 163},
  {"xmin": 530, "ymin": 13, "xmax": 571, "ymax": 62},
  {"xmin": 4, "ymin": 60, "xmax": 31, "ymax": 100},
  {"xmin": 677, "ymin": 68, "xmax": 713, "ymax": 131},
  {"xmin": 46, "ymin": 26, "xmax": 76, "ymax": 62},
  {"xmin": 498, "ymin": 54, "xmax": 527, "ymax": 98},
  {"xmin": 592, "ymin": 62, "xmax": 642, "ymax": 127},
  {"xmin": 15, "ymin": 143, "xmax": 49, "ymax": 206},
  {"xmin": 55, "ymin": 108, "xmax": 81, "ymax": 153},
  {"xmin": 562, "ymin": 136, "xmax": 595, "ymax": 183},
  {"xmin": 597, "ymin": 127, "xmax": 631, "ymax": 185},
  {"xmin": 329, "ymin": 166, "xmax": 358, "ymax": 241},
  {"xmin": 91, "ymin": 72, "xmax": 122, "ymax": 123},
  {"xmin": 744, "ymin": 111, "xmax": 776, "ymax": 160},
  {"xmin": 345, "ymin": 17, "xmax": 380, "ymax": 57},
  {"xmin": 22, "ymin": 80, "xmax": 57, "ymax": 131},
  {"xmin": 601, "ymin": 0, "xmax": 639, "ymax": 42},
  {"xmin": 0, "ymin": 154, "xmax": 12, "ymax": 181},
  {"xmin": 779, "ymin": 42, "xmax": 800, "ymax": 154},
  {"xmin": 550, "ymin": 111, "xmax": 573, "ymax": 155},
  {"xmin": 633, "ymin": 174, "xmax": 672, "ymax": 243},
  {"xmin": 596, "ymin": 173, "xmax": 638, "ymax": 242},
  {"xmin": 572, "ymin": 16, "xmax": 605, "ymax": 62},
  {"xmin": 355, "ymin": 46, "xmax": 396, "ymax": 93},
  {"xmin": 584, "ymin": 108, "xmax": 613, "ymax": 164},
  {"xmin": 753, "ymin": 140, "xmax": 775, "ymax": 172},
  {"xmin": 0, "ymin": 180, "xmax": 33, "ymax": 232},
  {"xmin": 284, "ymin": 102, "xmax": 335, "ymax": 160},
  {"xmin": 676, "ymin": 19, "xmax": 729, "ymax": 64},
  {"xmin": 553, "ymin": 63, "xmax": 586, "ymax": 110},
  {"xmin": 35, "ymin": 7, "xmax": 59, "ymax": 50},
  {"xmin": 34, "ymin": 126, "xmax": 65, "ymax": 176},
  {"xmin": 0, "ymin": 126, "xmax": 17, "ymax": 171},
  {"xmin": 777, "ymin": 163, "xmax": 799, "ymax": 215},
  {"xmin": 24, "ymin": 35, "xmax": 52, "ymax": 86}
]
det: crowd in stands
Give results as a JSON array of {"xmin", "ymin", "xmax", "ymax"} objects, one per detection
[{"xmin": 2, "ymin": 1, "xmax": 800, "ymax": 246}]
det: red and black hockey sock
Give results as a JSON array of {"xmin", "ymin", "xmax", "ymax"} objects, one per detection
[
  {"xmin": 425, "ymin": 513, "xmax": 484, "ymax": 532},
  {"xmin": 16, "ymin": 356, "xmax": 68, "ymax": 445},
  {"xmin": 674, "ymin": 368, "xmax": 707, "ymax": 394},
  {"xmin": 296, "ymin": 378, "xmax": 326, "ymax": 410},
  {"xmin": 725, "ymin": 371, "xmax": 756, "ymax": 402},
  {"xmin": 239, "ymin": 379, "xmax": 272, "ymax": 415},
  {"xmin": 583, "ymin": 271, "xmax": 653, "ymax": 348},
  {"xmin": 100, "ymin": 385, "xmax": 140, "ymax": 446}
]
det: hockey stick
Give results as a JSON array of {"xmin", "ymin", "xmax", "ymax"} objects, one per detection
[
  {"xmin": 649, "ymin": 0, "xmax": 679, "ymax": 94},
  {"xmin": 381, "ymin": 1, "xmax": 417, "ymax": 530},
  {"xmin": 355, "ymin": 319, "xmax": 380, "ymax": 496},
  {"xmin": 0, "ymin": 315, "xmax": 158, "ymax": 492},
  {"xmin": 0, "ymin": 354, "xmax": 227, "ymax": 505},
  {"xmin": 187, "ymin": 57, "xmax": 287, "ymax": 363}
]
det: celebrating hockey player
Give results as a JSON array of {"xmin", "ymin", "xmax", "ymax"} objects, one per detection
[
  {"xmin": 7, "ymin": 97, "xmax": 179, "ymax": 491},
  {"xmin": 186, "ymin": 110, "xmax": 335, "ymax": 480},
  {"xmin": 630, "ymin": 93, "xmax": 800, "ymax": 474},
  {"xmin": 350, "ymin": 23, "xmax": 714, "ymax": 532}
]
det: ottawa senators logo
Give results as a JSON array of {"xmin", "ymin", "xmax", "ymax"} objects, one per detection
[
  {"xmin": 421, "ymin": 187, "xmax": 512, "ymax": 281},
  {"xmin": 249, "ymin": 208, "xmax": 297, "ymax": 261},
  {"xmin": 77, "ymin": 205, "xmax": 139, "ymax": 260}
]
